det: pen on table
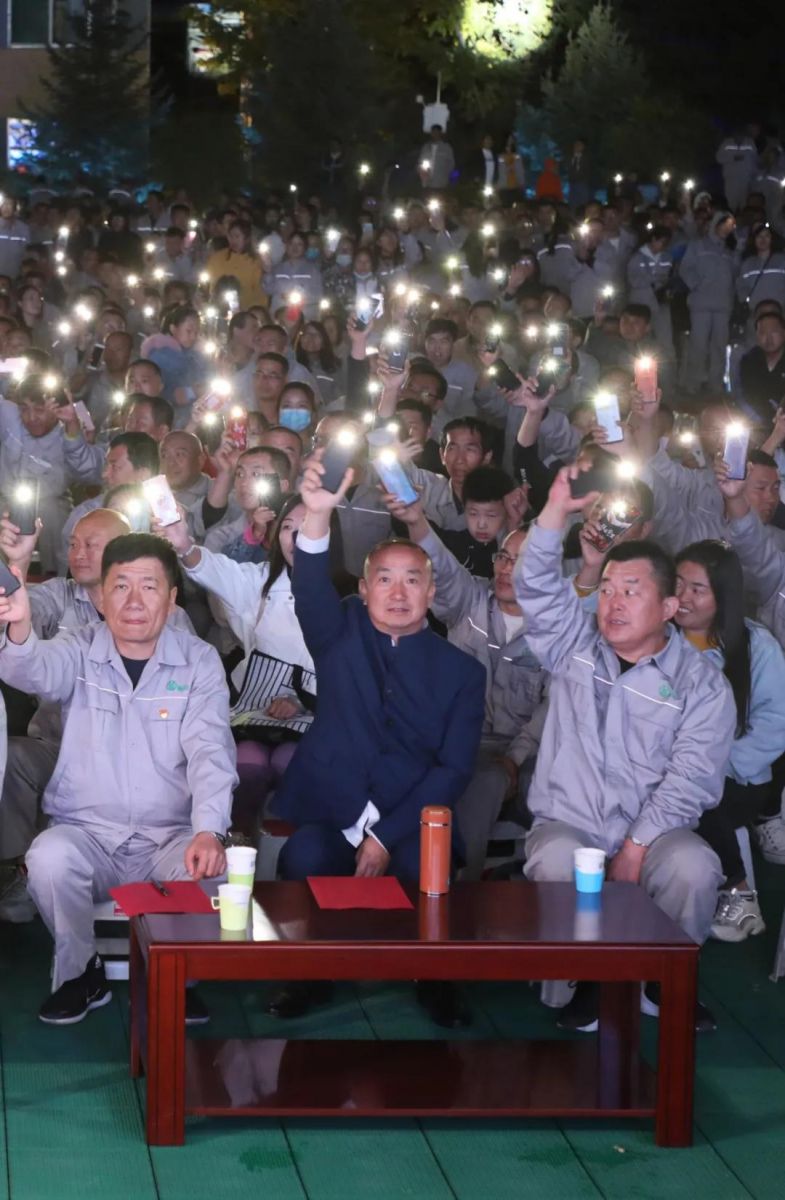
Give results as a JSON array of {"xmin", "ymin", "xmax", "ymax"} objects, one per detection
[{"xmin": 151, "ymin": 879, "xmax": 169, "ymax": 897}]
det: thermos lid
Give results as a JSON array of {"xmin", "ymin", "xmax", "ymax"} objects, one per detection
[{"xmin": 420, "ymin": 805, "xmax": 452, "ymax": 826}]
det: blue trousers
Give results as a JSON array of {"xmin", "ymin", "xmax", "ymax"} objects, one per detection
[{"xmin": 278, "ymin": 824, "xmax": 420, "ymax": 883}]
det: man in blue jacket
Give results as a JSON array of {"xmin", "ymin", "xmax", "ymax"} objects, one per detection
[{"xmin": 270, "ymin": 449, "xmax": 486, "ymax": 1022}]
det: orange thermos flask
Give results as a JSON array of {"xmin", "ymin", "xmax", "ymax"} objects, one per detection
[{"xmin": 419, "ymin": 806, "xmax": 451, "ymax": 896}]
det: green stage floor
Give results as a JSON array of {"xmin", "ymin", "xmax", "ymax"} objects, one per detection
[{"xmin": 1, "ymin": 859, "xmax": 784, "ymax": 1200}]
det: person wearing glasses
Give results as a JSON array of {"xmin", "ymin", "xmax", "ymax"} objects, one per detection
[{"xmin": 383, "ymin": 492, "xmax": 545, "ymax": 880}]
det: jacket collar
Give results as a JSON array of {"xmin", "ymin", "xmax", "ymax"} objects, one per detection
[{"xmin": 87, "ymin": 620, "xmax": 188, "ymax": 670}]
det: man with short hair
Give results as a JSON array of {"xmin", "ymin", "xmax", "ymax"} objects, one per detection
[
  {"xmin": 0, "ymin": 533, "xmax": 236, "ymax": 1025},
  {"xmin": 262, "ymin": 425, "xmax": 304, "ymax": 477},
  {"xmin": 123, "ymin": 393, "xmax": 174, "ymax": 442},
  {"xmin": 388, "ymin": 496, "xmax": 544, "ymax": 878},
  {"xmin": 267, "ymin": 451, "xmax": 484, "ymax": 1021},
  {"xmin": 59, "ymin": 431, "xmax": 160, "ymax": 569},
  {"xmin": 251, "ymin": 351, "xmax": 288, "ymax": 422},
  {"xmin": 418, "ymin": 125, "xmax": 456, "ymax": 191},
  {"xmin": 739, "ymin": 313, "xmax": 785, "ymax": 424},
  {"xmin": 423, "ymin": 318, "xmax": 479, "ymax": 434},
  {"xmin": 81, "ymin": 329, "xmax": 134, "ymax": 432},
  {"xmin": 0, "ymin": 509, "xmax": 194, "ymax": 921},
  {"xmin": 514, "ymin": 465, "xmax": 736, "ymax": 1032},
  {"xmin": 126, "ymin": 358, "xmax": 164, "ymax": 398},
  {"xmin": 160, "ymin": 430, "xmax": 210, "ymax": 510},
  {"xmin": 153, "ymin": 226, "xmax": 196, "ymax": 285},
  {"xmin": 407, "ymin": 417, "xmax": 495, "ymax": 532},
  {"xmin": 225, "ymin": 311, "xmax": 261, "ymax": 407}
]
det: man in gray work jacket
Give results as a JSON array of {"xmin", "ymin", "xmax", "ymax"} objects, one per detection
[
  {"xmin": 515, "ymin": 464, "xmax": 736, "ymax": 1033},
  {"xmin": 0, "ymin": 534, "xmax": 236, "ymax": 1026},
  {"xmin": 386, "ymin": 493, "xmax": 546, "ymax": 879}
]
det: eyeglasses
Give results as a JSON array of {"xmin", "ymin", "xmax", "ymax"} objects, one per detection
[{"xmin": 491, "ymin": 551, "xmax": 515, "ymax": 567}]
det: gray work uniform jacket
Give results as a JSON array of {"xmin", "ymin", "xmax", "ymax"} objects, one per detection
[
  {"xmin": 727, "ymin": 508, "xmax": 785, "ymax": 650},
  {"xmin": 0, "ymin": 622, "xmax": 237, "ymax": 849},
  {"xmin": 514, "ymin": 522, "xmax": 736, "ymax": 854},
  {"xmin": 418, "ymin": 529, "xmax": 547, "ymax": 762},
  {"xmin": 679, "ymin": 234, "xmax": 736, "ymax": 312}
]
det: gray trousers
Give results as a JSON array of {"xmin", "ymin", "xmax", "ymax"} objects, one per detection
[
  {"xmin": 524, "ymin": 820, "xmax": 723, "ymax": 1007},
  {"xmin": 26, "ymin": 826, "xmax": 194, "ymax": 990},
  {"xmin": 0, "ymin": 737, "xmax": 59, "ymax": 861},
  {"xmin": 455, "ymin": 740, "xmax": 532, "ymax": 882},
  {"xmin": 686, "ymin": 309, "xmax": 730, "ymax": 392}
]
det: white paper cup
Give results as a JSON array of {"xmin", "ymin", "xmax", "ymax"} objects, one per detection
[
  {"xmin": 225, "ymin": 845, "xmax": 257, "ymax": 887},
  {"xmin": 210, "ymin": 883, "xmax": 252, "ymax": 930},
  {"xmin": 573, "ymin": 847, "xmax": 606, "ymax": 894}
]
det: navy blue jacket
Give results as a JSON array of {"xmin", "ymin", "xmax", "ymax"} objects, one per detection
[{"xmin": 274, "ymin": 544, "xmax": 486, "ymax": 849}]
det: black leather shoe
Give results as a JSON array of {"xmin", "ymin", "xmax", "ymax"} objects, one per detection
[
  {"xmin": 39, "ymin": 954, "xmax": 112, "ymax": 1026},
  {"xmin": 185, "ymin": 988, "xmax": 210, "ymax": 1026},
  {"xmin": 266, "ymin": 981, "xmax": 334, "ymax": 1018},
  {"xmin": 642, "ymin": 982, "xmax": 717, "ymax": 1033},
  {"xmin": 556, "ymin": 982, "xmax": 599, "ymax": 1033},
  {"xmin": 415, "ymin": 981, "xmax": 472, "ymax": 1029}
]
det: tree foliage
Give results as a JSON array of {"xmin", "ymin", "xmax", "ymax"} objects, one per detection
[{"xmin": 21, "ymin": 0, "xmax": 150, "ymax": 184}]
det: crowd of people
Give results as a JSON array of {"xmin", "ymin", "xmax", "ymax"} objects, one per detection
[{"xmin": 1, "ymin": 120, "xmax": 785, "ymax": 1035}]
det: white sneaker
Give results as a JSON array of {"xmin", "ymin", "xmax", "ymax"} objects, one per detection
[
  {"xmin": 0, "ymin": 871, "xmax": 37, "ymax": 923},
  {"xmin": 710, "ymin": 889, "xmax": 765, "ymax": 943},
  {"xmin": 752, "ymin": 816, "xmax": 785, "ymax": 865}
]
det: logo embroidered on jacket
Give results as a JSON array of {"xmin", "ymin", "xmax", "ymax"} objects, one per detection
[{"xmin": 166, "ymin": 680, "xmax": 188, "ymax": 692}]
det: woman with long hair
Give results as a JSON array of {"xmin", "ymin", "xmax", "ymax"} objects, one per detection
[
  {"xmin": 160, "ymin": 493, "xmax": 349, "ymax": 832},
  {"xmin": 674, "ymin": 540, "xmax": 785, "ymax": 941},
  {"xmin": 295, "ymin": 320, "xmax": 343, "ymax": 406},
  {"xmin": 206, "ymin": 218, "xmax": 268, "ymax": 310}
]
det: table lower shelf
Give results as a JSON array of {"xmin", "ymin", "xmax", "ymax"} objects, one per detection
[{"xmin": 183, "ymin": 1038, "xmax": 656, "ymax": 1119}]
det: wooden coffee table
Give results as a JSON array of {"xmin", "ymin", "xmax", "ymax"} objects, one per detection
[{"xmin": 128, "ymin": 881, "xmax": 698, "ymax": 1147}]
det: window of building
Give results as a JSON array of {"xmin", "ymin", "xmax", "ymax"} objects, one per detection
[
  {"xmin": 10, "ymin": 0, "xmax": 50, "ymax": 46},
  {"xmin": 6, "ymin": 119, "xmax": 41, "ymax": 169}
]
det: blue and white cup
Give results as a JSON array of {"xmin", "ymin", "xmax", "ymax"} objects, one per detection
[{"xmin": 573, "ymin": 847, "xmax": 606, "ymax": 894}]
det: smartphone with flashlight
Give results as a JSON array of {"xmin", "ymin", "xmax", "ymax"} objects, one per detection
[
  {"xmin": 88, "ymin": 343, "xmax": 104, "ymax": 371},
  {"xmin": 321, "ymin": 429, "xmax": 360, "ymax": 493},
  {"xmin": 484, "ymin": 323, "xmax": 504, "ymax": 354},
  {"xmin": 225, "ymin": 407, "xmax": 248, "ymax": 451},
  {"xmin": 488, "ymin": 359, "xmax": 520, "ymax": 391},
  {"xmin": 142, "ymin": 475, "xmax": 180, "ymax": 527},
  {"xmin": 8, "ymin": 483, "xmax": 39, "ymax": 535},
  {"xmin": 372, "ymin": 449, "xmax": 418, "ymax": 505},
  {"xmin": 723, "ymin": 422, "xmax": 749, "ymax": 481},
  {"xmin": 0, "ymin": 559, "xmax": 21, "ymax": 598},
  {"xmin": 254, "ymin": 474, "xmax": 284, "ymax": 515},
  {"xmin": 354, "ymin": 298, "xmax": 374, "ymax": 333},
  {"xmin": 384, "ymin": 329, "xmax": 410, "ymax": 372},
  {"xmin": 593, "ymin": 392, "xmax": 623, "ymax": 444},
  {"xmin": 589, "ymin": 497, "xmax": 642, "ymax": 552},
  {"xmin": 0, "ymin": 358, "xmax": 29, "ymax": 376},
  {"xmin": 73, "ymin": 400, "xmax": 95, "ymax": 432}
]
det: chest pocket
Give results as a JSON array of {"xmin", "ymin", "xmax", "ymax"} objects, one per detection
[
  {"xmin": 81, "ymin": 683, "xmax": 121, "ymax": 745},
  {"xmin": 143, "ymin": 703, "xmax": 186, "ymax": 763},
  {"xmin": 621, "ymin": 686, "xmax": 682, "ymax": 767}
]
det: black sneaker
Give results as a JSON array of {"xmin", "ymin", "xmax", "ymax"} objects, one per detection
[
  {"xmin": 642, "ymin": 982, "xmax": 717, "ymax": 1033},
  {"xmin": 556, "ymin": 982, "xmax": 599, "ymax": 1032},
  {"xmin": 39, "ymin": 954, "xmax": 112, "ymax": 1026},
  {"xmin": 185, "ymin": 988, "xmax": 210, "ymax": 1026}
]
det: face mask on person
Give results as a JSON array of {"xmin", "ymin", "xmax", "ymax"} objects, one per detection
[
  {"xmin": 305, "ymin": 247, "xmax": 320, "ymax": 261},
  {"xmin": 335, "ymin": 253, "xmax": 352, "ymax": 268},
  {"xmin": 279, "ymin": 408, "xmax": 311, "ymax": 432}
]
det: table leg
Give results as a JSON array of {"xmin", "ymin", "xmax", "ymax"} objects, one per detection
[
  {"xmin": 129, "ymin": 924, "xmax": 144, "ymax": 1079},
  {"xmin": 598, "ymin": 981, "xmax": 640, "ymax": 1110},
  {"xmin": 655, "ymin": 954, "xmax": 697, "ymax": 1147},
  {"xmin": 146, "ymin": 949, "xmax": 187, "ymax": 1146}
]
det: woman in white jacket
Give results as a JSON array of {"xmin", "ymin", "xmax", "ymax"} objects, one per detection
[{"xmin": 160, "ymin": 494, "xmax": 343, "ymax": 830}]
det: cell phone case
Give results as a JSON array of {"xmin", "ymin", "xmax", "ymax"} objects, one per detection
[
  {"xmin": 0, "ymin": 561, "xmax": 21, "ymax": 596},
  {"xmin": 321, "ymin": 439, "xmax": 357, "ymax": 493},
  {"xmin": 593, "ymin": 395, "xmax": 623, "ymax": 444},
  {"xmin": 724, "ymin": 428, "xmax": 750, "ymax": 480},
  {"xmin": 142, "ymin": 475, "xmax": 180, "ymax": 527},
  {"xmin": 373, "ymin": 457, "xmax": 418, "ymax": 505}
]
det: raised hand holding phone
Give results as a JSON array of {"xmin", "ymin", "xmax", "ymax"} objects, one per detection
[
  {"xmin": 0, "ymin": 564, "xmax": 32, "ymax": 643},
  {"xmin": 0, "ymin": 512, "xmax": 41, "ymax": 575}
]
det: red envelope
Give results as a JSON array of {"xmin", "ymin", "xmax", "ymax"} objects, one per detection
[
  {"xmin": 307, "ymin": 875, "xmax": 414, "ymax": 910},
  {"xmin": 109, "ymin": 881, "xmax": 215, "ymax": 917}
]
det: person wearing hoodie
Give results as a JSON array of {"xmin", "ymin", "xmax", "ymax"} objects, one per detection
[
  {"xmin": 679, "ymin": 211, "xmax": 737, "ymax": 392},
  {"xmin": 140, "ymin": 304, "xmax": 210, "ymax": 429}
]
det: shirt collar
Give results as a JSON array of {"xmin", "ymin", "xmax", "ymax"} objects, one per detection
[{"xmin": 87, "ymin": 619, "xmax": 188, "ymax": 670}]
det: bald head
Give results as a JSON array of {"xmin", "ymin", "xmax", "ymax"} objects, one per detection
[{"xmin": 69, "ymin": 508, "xmax": 132, "ymax": 588}]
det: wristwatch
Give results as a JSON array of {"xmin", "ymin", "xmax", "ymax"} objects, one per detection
[{"xmin": 209, "ymin": 831, "xmax": 228, "ymax": 848}]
